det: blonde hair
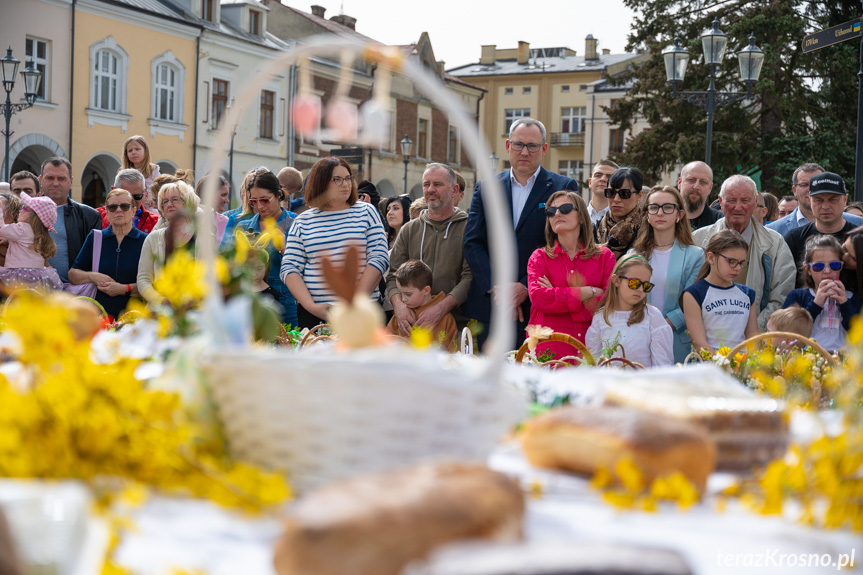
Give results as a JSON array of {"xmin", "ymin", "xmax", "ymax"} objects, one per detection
[
  {"xmin": 632, "ymin": 185, "xmax": 694, "ymax": 257},
  {"xmin": 157, "ymin": 181, "xmax": 199, "ymax": 218},
  {"xmin": 27, "ymin": 211, "xmax": 57, "ymax": 259},
  {"xmin": 543, "ymin": 191, "xmax": 602, "ymax": 260},
  {"xmin": 598, "ymin": 254, "xmax": 652, "ymax": 327},
  {"xmin": 768, "ymin": 307, "xmax": 813, "ymax": 338},
  {"xmin": 121, "ymin": 135, "xmax": 156, "ymax": 179},
  {"xmin": 106, "ymin": 188, "xmax": 133, "ymax": 204}
]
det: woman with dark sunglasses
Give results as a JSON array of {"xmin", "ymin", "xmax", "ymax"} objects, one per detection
[
  {"xmin": 69, "ymin": 188, "xmax": 147, "ymax": 319},
  {"xmin": 526, "ymin": 190, "xmax": 615, "ymax": 360},
  {"xmin": 220, "ymin": 169, "xmax": 298, "ymax": 328},
  {"xmin": 595, "ymin": 167, "xmax": 645, "ymax": 260}
]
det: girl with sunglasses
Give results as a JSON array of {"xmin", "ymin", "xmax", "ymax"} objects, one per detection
[
  {"xmin": 782, "ymin": 235, "xmax": 859, "ymax": 353},
  {"xmin": 527, "ymin": 191, "xmax": 615, "ymax": 361},
  {"xmin": 630, "ymin": 186, "xmax": 705, "ymax": 362},
  {"xmin": 595, "ymin": 167, "xmax": 645, "ymax": 260},
  {"xmin": 682, "ymin": 230, "xmax": 758, "ymax": 354},
  {"xmin": 69, "ymin": 188, "xmax": 148, "ymax": 319},
  {"xmin": 585, "ymin": 254, "xmax": 673, "ymax": 367}
]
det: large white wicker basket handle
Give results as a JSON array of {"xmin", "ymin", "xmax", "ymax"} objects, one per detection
[{"xmin": 197, "ymin": 37, "xmax": 515, "ymax": 377}]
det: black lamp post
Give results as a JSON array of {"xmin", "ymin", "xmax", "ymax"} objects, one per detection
[
  {"xmin": 662, "ymin": 20, "xmax": 764, "ymax": 166},
  {"xmin": 400, "ymin": 134, "xmax": 412, "ymax": 195},
  {"xmin": 2, "ymin": 47, "xmax": 42, "ymax": 181}
]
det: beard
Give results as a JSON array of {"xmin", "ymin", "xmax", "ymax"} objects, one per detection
[{"xmin": 684, "ymin": 193, "xmax": 703, "ymax": 212}]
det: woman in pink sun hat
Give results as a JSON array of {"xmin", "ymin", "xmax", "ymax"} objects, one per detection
[{"xmin": 0, "ymin": 192, "xmax": 63, "ymax": 291}]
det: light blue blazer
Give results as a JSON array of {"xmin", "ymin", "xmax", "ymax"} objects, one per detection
[
  {"xmin": 630, "ymin": 241, "xmax": 705, "ymax": 363},
  {"xmin": 766, "ymin": 207, "xmax": 863, "ymax": 236}
]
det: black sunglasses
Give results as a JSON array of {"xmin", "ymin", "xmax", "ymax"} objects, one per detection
[
  {"xmin": 545, "ymin": 203, "xmax": 577, "ymax": 217},
  {"xmin": 106, "ymin": 203, "xmax": 132, "ymax": 212},
  {"xmin": 132, "ymin": 193, "xmax": 144, "ymax": 201},
  {"xmin": 619, "ymin": 275, "xmax": 655, "ymax": 293},
  {"xmin": 604, "ymin": 188, "xmax": 635, "ymax": 199}
]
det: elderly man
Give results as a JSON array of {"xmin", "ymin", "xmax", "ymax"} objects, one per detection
[
  {"xmin": 39, "ymin": 157, "xmax": 102, "ymax": 284},
  {"xmin": 777, "ymin": 195, "xmax": 798, "ymax": 219},
  {"xmin": 464, "ymin": 117, "xmax": 579, "ymax": 349},
  {"xmin": 784, "ymin": 172, "xmax": 856, "ymax": 273},
  {"xmin": 586, "ymin": 159, "xmax": 619, "ymax": 224},
  {"xmin": 387, "ymin": 163, "xmax": 471, "ymax": 336},
  {"xmin": 768, "ymin": 163, "xmax": 862, "ymax": 235},
  {"xmin": 679, "ymin": 161, "xmax": 722, "ymax": 230},
  {"xmin": 96, "ymin": 169, "xmax": 159, "ymax": 233},
  {"xmin": 693, "ymin": 175, "xmax": 795, "ymax": 329},
  {"xmin": 9, "ymin": 171, "xmax": 39, "ymax": 196}
]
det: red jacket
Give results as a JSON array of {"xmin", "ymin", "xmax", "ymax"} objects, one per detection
[{"xmin": 97, "ymin": 205, "xmax": 159, "ymax": 234}]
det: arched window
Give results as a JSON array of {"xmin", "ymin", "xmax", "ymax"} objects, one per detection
[
  {"xmin": 151, "ymin": 51, "xmax": 186, "ymax": 125},
  {"xmin": 89, "ymin": 37, "xmax": 128, "ymax": 114}
]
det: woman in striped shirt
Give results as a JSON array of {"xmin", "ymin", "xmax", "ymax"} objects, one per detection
[{"xmin": 281, "ymin": 157, "xmax": 389, "ymax": 328}]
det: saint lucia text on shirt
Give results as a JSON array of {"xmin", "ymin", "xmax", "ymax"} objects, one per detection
[{"xmin": 704, "ymin": 297, "xmax": 751, "ymax": 315}]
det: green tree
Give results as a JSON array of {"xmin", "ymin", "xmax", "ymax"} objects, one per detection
[{"xmin": 609, "ymin": 0, "xmax": 860, "ymax": 196}]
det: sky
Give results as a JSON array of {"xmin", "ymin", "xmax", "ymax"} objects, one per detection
[{"xmin": 280, "ymin": 0, "xmax": 639, "ymax": 70}]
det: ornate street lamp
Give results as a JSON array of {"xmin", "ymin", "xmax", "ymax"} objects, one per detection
[
  {"xmin": 400, "ymin": 134, "xmax": 412, "ymax": 195},
  {"xmin": 2, "ymin": 47, "xmax": 42, "ymax": 181},
  {"xmin": 662, "ymin": 20, "xmax": 764, "ymax": 166}
]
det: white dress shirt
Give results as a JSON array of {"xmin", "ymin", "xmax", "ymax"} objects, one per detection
[{"xmin": 510, "ymin": 166, "xmax": 542, "ymax": 226}]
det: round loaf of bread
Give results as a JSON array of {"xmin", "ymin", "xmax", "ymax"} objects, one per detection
[
  {"xmin": 521, "ymin": 405, "xmax": 716, "ymax": 490},
  {"xmin": 273, "ymin": 462, "xmax": 525, "ymax": 575}
]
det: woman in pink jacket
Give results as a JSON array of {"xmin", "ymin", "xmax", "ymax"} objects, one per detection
[{"xmin": 527, "ymin": 190, "xmax": 615, "ymax": 362}]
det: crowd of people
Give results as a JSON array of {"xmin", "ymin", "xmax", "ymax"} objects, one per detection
[{"xmin": 0, "ymin": 118, "xmax": 860, "ymax": 363}]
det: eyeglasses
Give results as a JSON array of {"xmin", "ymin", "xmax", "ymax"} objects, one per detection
[
  {"xmin": 545, "ymin": 203, "xmax": 577, "ymax": 217},
  {"xmin": 717, "ymin": 253, "xmax": 748, "ymax": 269},
  {"xmin": 20, "ymin": 206, "xmax": 32, "ymax": 213},
  {"xmin": 161, "ymin": 196, "xmax": 184, "ymax": 208},
  {"xmin": 509, "ymin": 141, "xmax": 543, "ymax": 153},
  {"xmin": 646, "ymin": 203, "xmax": 679, "ymax": 215},
  {"xmin": 331, "ymin": 176, "xmax": 353, "ymax": 186},
  {"xmin": 249, "ymin": 196, "xmax": 274, "ymax": 206},
  {"xmin": 807, "ymin": 261, "xmax": 843, "ymax": 272},
  {"xmin": 619, "ymin": 275, "xmax": 654, "ymax": 293},
  {"xmin": 604, "ymin": 188, "xmax": 635, "ymax": 199},
  {"xmin": 794, "ymin": 182, "xmax": 810, "ymax": 189},
  {"xmin": 132, "ymin": 193, "xmax": 144, "ymax": 201},
  {"xmin": 106, "ymin": 203, "xmax": 132, "ymax": 212}
]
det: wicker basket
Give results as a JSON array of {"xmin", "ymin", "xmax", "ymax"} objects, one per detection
[
  {"xmin": 514, "ymin": 333, "xmax": 595, "ymax": 367},
  {"xmin": 196, "ymin": 38, "xmax": 525, "ymax": 493},
  {"xmin": 203, "ymin": 348, "xmax": 526, "ymax": 493}
]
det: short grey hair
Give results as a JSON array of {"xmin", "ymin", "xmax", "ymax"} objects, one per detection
[
  {"xmin": 423, "ymin": 162, "xmax": 457, "ymax": 187},
  {"xmin": 114, "ymin": 168, "xmax": 145, "ymax": 189},
  {"xmin": 509, "ymin": 117, "xmax": 547, "ymax": 143},
  {"xmin": 719, "ymin": 174, "xmax": 758, "ymax": 199}
]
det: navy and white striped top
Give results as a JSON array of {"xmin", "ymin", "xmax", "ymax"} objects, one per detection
[{"xmin": 280, "ymin": 201, "xmax": 389, "ymax": 304}]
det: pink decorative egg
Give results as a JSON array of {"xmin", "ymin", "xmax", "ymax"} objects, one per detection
[
  {"xmin": 292, "ymin": 95, "xmax": 322, "ymax": 137},
  {"xmin": 325, "ymin": 98, "xmax": 359, "ymax": 142}
]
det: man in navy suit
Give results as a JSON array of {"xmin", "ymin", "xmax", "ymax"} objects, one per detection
[
  {"xmin": 463, "ymin": 118, "xmax": 579, "ymax": 350},
  {"xmin": 767, "ymin": 162, "xmax": 863, "ymax": 235}
]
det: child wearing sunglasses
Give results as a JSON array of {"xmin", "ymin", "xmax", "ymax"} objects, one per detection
[
  {"xmin": 585, "ymin": 254, "xmax": 673, "ymax": 367},
  {"xmin": 782, "ymin": 235, "xmax": 860, "ymax": 353},
  {"xmin": 682, "ymin": 230, "xmax": 758, "ymax": 354}
]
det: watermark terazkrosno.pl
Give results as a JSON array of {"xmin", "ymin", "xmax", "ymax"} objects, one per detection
[{"xmin": 717, "ymin": 549, "xmax": 856, "ymax": 570}]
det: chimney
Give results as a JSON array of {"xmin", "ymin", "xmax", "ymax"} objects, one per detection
[
  {"xmin": 330, "ymin": 14, "xmax": 357, "ymax": 30},
  {"xmin": 517, "ymin": 41, "xmax": 530, "ymax": 65},
  {"xmin": 602, "ymin": 48, "xmax": 611, "ymax": 55},
  {"xmin": 436, "ymin": 61, "xmax": 445, "ymax": 76},
  {"xmin": 310, "ymin": 5, "xmax": 325, "ymax": 17},
  {"xmin": 585, "ymin": 34, "xmax": 598, "ymax": 60},
  {"xmin": 480, "ymin": 44, "xmax": 496, "ymax": 65}
]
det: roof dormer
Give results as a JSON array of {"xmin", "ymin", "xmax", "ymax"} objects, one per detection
[{"xmin": 220, "ymin": 0, "xmax": 269, "ymax": 37}]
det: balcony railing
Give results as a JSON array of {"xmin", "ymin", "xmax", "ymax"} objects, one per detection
[{"xmin": 549, "ymin": 132, "xmax": 585, "ymax": 147}]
